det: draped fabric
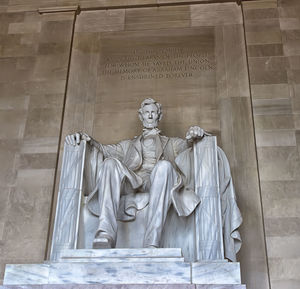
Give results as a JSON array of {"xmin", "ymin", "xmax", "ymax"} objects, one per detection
[
  {"xmin": 84, "ymin": 135, "xmax": 242, "ymax": 261},
  {"xmin": 218, "ymin": 147, "xmax": 242, "ymax": 261}
]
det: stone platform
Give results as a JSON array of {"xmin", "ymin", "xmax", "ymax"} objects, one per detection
[
  {"xmin": 0, "ymin": 286, "xmax": 246, "ymax": 289},
  {"xmin": 3, "ymin": 249, "xmax": 242, "ymax": 286},
  {"xmin": 0, "ymin": 284, "xmax": 246, "ymax": 289}
]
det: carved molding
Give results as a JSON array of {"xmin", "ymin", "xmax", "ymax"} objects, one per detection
[{"xmin": 38, "ymin": 5, "xmax": 80, "ymax": 14}]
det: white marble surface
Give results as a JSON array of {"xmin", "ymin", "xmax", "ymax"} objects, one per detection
[
  {"xmin": 57, "ymin": 257, "xmax": 185, "ymax": 263},
  {"xmin": 49, "ymin": 262, "xmax": 191, "ymax": 284},
  {"xmin": 59, "ymin": 248, "xmax": 182, "ymax": 259},
  {"xmin": 4, "ymin": 264, "xmax": 49, "ymax": 285},
  {"xmin": 192, "ymin": 262, "xmax": 241, "ymax": 284},
  {"xmin": 4, "ymin": 261, "xmax": 242, "ymax": 285},
  {"xmin": 4, "ymin": 262, "xmax": 190, "ymax": 285},
  {"xmin": 4, "ymin": 249, "xmax": 241, "ymax": 285},
  {"xmin": 0, "ymin": 285, "xmax": 246, "ymax": 289}
]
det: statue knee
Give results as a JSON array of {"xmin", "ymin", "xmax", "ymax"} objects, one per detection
[
  {"xmin": 154, "ymin": 160, "xmax": 173, "ymax": 172},
  {"xmin": 102, "ymin": 158, "xmax": 119, "ymax": 170}
]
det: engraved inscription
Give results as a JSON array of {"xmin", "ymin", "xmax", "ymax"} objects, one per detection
[{"xmin": 100, "ymin": 47, "xmax": 215, "ymax": 80}]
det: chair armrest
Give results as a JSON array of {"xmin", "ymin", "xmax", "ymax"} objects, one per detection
[
  {"xmin": 193, "ymin": 136, "xmax": 225, "ymax": 260},
  {"xmin": 50, "ymin": 140, "xmax": 87, "ymax": 261}
]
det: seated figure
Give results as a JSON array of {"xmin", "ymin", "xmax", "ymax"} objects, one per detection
[
  {"xmin": 67, "ymin": 98, "xmax": 206, "ymax": 249},
  {"xmin": 59, "ymin": 98, "xmax": 242, "ymax": 261}
]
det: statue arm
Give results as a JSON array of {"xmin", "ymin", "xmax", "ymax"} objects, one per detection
[
  {"xmin": 65, "ymin": 132, "xmax": 125, "ymax": 160},
  {"xmin": 89, "ymin": 137, "xmax": 125, "ymax": 161},
  {"xmin": 172, "ymin": 137, "xmax": 191, "ymax": 157},
  {"xmin": 171, "ymin": 126, "xmax": 210, "ymax": 156},
  {"xmin": 172, "ymin": 125, "xmax": 209, "ymax": 156}
]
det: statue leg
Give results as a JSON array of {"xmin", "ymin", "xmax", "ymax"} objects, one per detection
[
  {"xmin": 143, "ymin": 160, "xmax": 179, "ymax": 248},
  {"xmin": 94, "ymin": 158, "xmax": 137, "ymax": 248}
]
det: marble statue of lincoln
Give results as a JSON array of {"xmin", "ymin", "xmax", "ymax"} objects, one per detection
[{"xmin": 66, "ymin": 98, "xmax": 208, "ymax": 249}]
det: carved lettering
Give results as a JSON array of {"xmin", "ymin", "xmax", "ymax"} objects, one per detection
[{"xmin": 100, "ymin": 47, "xmax": 215, "ymax": 80}]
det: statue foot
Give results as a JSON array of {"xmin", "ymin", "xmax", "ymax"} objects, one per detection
[
  {"xmin": 93, "ymin": 233, "xmax": 113, "ymax": 249},
  {"xmin": 145, "ymin": 244, "xmax": 158, "ymax": 249}
]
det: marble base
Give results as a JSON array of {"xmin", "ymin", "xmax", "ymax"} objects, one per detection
[
  {"xmin": 4, "ymin": 262, "xmax": 191, "ymax": 285},
  {"xmin": 192, "ymin": 263, "xmax": 241, "ymax": 284},
  {"xmin": 3, "ymin": 249, "xmax": 242, "ymax": 285},
  {"xmin": 1, "ymin": 286, "xmax": 246, "ymax": 289}
]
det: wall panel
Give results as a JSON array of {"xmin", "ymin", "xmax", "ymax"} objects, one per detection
[
  {"xmin": 243, "ymin": 0, "xmax": 300, "ymax": 288},
  {"xmin": 0, "ymin": 9, "xmax": 75, "ymax": 283}
]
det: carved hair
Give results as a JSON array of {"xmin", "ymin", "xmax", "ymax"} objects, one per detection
[{"xmin": 138, "ymin": 98, "xmax": 163, "ymax": 121}]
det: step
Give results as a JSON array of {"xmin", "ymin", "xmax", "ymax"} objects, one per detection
[
  {"xmin": 55, "ymin": 257, "xmax": 185, "ymax": 263},
  {"xmin": 58, "ymin": 248, "xmax": 183, "ymax": 260},
  {"xmin": 4, "ymin": 261, "xmax": 191, "ymax": 285}
]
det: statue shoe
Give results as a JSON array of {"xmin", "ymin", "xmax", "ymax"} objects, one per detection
[
  {"xmin": 93, "ymin": 233, "xmax": 114, "ymax": 249},
  {"xmin": 145, "ymin": 244, "xmax": 158, "ymax": 249}
]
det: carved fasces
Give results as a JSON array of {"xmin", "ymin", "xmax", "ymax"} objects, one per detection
[
  {"xmin": 193, "ymin": 136, "xmax": 224, "ymax": 260},
  {"xmin": 50, "ymin": 140, "xmax": 86, "ymax": 261}
]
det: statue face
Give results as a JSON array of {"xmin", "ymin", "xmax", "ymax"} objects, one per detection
[{"xmin": 140, "ymin": 103, "xmax": 160, "ymax": 129}]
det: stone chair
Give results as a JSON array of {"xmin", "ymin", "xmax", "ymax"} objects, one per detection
[{"xmin": 50, "ymin": 136, "xmax": 238, "ymax": 263}]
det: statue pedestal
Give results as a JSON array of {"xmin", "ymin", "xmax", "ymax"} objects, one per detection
[{"xmin": 4, "ymin": 249, "xmax": 243, "ymax": 286}]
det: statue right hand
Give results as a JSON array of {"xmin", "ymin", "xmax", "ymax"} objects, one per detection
[{"xmin": 65, "ymin": 132, "xmax": 91, "ymax": 146}]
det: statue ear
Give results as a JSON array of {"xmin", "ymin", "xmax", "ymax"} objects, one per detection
[
  {"xmin": 138, "ymin": 111, "xmax": 143, "ymax": 122},
  {"xmin": 158, "ymin": 113, "xmax": 163, "ymax": 122}
]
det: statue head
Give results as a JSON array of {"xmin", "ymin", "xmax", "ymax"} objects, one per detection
[{"xmin": 138, "ymin": 98, "xmax": 163, "ymax": 129}]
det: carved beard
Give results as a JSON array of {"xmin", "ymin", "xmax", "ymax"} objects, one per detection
[{"xmin": 142, "ymin": 119, "xmax": 159, "ymax": 129}]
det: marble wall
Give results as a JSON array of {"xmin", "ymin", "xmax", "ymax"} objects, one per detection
[
  {"xmin": 243, "ymin": 1, "xmax": 300, "ymax": 289},
  {"xmin": 0, "ymin": 7, "xmax": 74, "ymax": 284},
  {"xmin": 0, "ymin": 0, "xmax": 220, "ymax": 13},
  {"xmin": 0, "ymin": 0, "xmax": 299, "ymax": 289}
]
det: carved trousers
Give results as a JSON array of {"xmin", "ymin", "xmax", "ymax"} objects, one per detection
[{"xmin": 95, "ymin": 158, "xmax": 179, "ymax": 247}]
